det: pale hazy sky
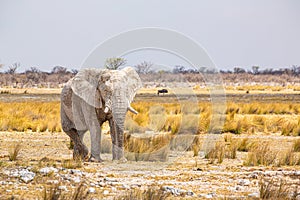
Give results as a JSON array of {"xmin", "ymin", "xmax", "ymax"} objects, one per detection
[{"xmin": 0, "ymin": 0, "xmax": 299, "ymax": 72}]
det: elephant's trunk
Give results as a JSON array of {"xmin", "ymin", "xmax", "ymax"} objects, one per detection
[{"xmin": 111, "ymin": 94, "xmax": 127, "ymax": 160}]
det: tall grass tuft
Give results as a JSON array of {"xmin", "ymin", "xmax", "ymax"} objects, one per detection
[
  {"xmin": 62, "ymin": 159, "xmax": 82, "ymax": 169},
  {"xmin": 114, "ymin": 186, "xmax": 170, "ymax": 200},
  {"xmin": 259, "ymin": 178, "xmax": 296, "ymax": 199},
  {"xmin": 293, "ymin": 139, "xmax": 300, "ymax": 152},
  {"xmin": 43, "ymin": 182, "xmax": 89, "ymax": 200},
  {"xmin": 8, "ymin": 143, "xmax": 22, "ymax": 161},
  {"xmin": 124, "ymin": 133, "xmax": 171, "ymax": 161}
]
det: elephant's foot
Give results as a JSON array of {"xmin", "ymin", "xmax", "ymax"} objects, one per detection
[
  {"xmin": 73, "ymin": 144, "xmax": 89, "ymax": 161},
  {"xmin": 88, "ymin": 156, "xmax": 103, "ymax": 163},
  {"xmin": 112, "ymin": 156, "xmax": 127, "ymax": 163},
  {"xmin": 119, "ymin": 157, "xmax": 127, "ymax": 163}
]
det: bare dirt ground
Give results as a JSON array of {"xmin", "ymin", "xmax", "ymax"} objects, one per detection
[
  {"xmin": 0, "ymin": 91, "xmax": 300, "ymax": 199},
  {"xmin": 0, "ymin": 131, "xmax": 300, "ymax": 199}
]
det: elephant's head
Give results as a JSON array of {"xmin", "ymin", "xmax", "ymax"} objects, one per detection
[{"xmin": 70, "ymin": 67, "xmax": 142, "ymax": 160}]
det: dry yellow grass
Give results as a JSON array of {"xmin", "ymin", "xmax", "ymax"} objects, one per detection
[
  {"xmin": 0, "ymin": 101, "xmax": 61, "ymax": 132},
  {"xmin": 0, "ymin": 101, "xmax": 299, "ymax": 136},
  {"xmin": 124, "ymin": 133, "xmax": 171, "ymax": 161}
]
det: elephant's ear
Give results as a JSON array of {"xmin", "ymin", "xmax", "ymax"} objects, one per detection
[
  {"xmin": 122, "ymin": 67, "xmax": 142, "ymax": 103},
  {"xmin": 70, "ymin": 69, "xmax": 102, "ymax": 108}
]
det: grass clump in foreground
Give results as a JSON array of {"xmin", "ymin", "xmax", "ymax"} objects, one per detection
[
  {"xmin": 43, "ymin": 182, "xmax": 89, "ymax": 200},
  {"xmin": 293, "ymin": 139, "xmax": 300, "ymax": 152},
  {"xmin": 244, "ymin": 141, "xmax": 300, "ymax": 166},
  {"xmin": 204, "ymin": 137, "xmax": 238, "ymax": 164},
  {"xmin": 62, "ymin": 159, "xmax": 83, "ymax": 169},
  {"xmin": 259, "ymin": 178, "xmax": 298, "ymax": 200},
  {"xmin": 8, "ymin": 143, "xmax": 22, "ymax": 161},
  {"xmin": 124, "ymin": 133, "xmax": 171, "ymax": 161},
  {"xmin": 114, "ymin": 186, "xmax": 170, "ymax": 200}
]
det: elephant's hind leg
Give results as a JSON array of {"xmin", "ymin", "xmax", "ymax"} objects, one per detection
[{"xmin": 65, "ymin": 128, "xmax": 89, "ymax": 160}]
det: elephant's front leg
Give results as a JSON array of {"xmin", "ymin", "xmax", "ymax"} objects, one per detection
[
  {"xmin": 88, "ymin": 123, "xmax": 103, "ymax": 162},
  {"xmin": 109, "ymin": 118, "xmax": 117, "ymax": 160}
]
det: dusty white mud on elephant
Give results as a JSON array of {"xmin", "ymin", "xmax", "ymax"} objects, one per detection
[{"xmin": 61, "ymin": 67, "xmax": 142, "ymax": 162}]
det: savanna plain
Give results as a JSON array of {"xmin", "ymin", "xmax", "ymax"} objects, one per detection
[{"xmin": 0, "ymin": 84, "xmax": 300, "ymax": 199}]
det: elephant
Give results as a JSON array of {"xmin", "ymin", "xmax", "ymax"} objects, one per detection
[{"xmin": 60, "ymin": 67, "xmax": 142, "ymax": 162}]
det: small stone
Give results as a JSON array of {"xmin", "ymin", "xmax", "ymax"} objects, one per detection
[
  {"xmin": 186, "ymin": 190, "xmax": 194, "ymax": 196},
  {"xmin": 204, "ymin": 194, "xmax": 213, "ymax": 199},
  {"xmin": 6, "ymin": 189, "xmax": 12, "ymax": 193},
  {"xmin": 103, "ymin": 190, "xmax": 109, "ymax": 195},
  {"xmin": 47, "ymin": 180, "xmax": 59, "ymax": 184},
  {"xmin": 0, "ymin": 181, "xmax": 7, "ymax": 185},
  {"xmin": 104, "ymin": 177, "xmax": 117, "ymax": 182},
  {"xmin": 122, "ymin": 184, "xmax": 130, "ymax": 189},
  {"xmin": 20, "ymin": 186, "xmax": 28, "ymax": 190},
  {"xmin": 73, "ymin": 176, "xmax": 81, "ymax": 183},
  {"xmin": 88, "ymin": 187, "xmax": 96, "ymax": 193},
  {"xmin": 70, "ymin": 169, "xmax": 82, "ymax": 176},
  {"xmin": 20, "ymin": 172, "xmax": 35, "ymax": 183},
  {"xmin": 238, "ymin": 179, "xmax": 251, "ymax": 186},
  {"xmin": 98, "ymin": 182, "xmax": 106, "ymax": 187},
  {"xmin": 39, "ymin": 167, "xmax": 58, "ymax": 175},
  {"xmin": 90, "ymin": 183, "xmax": 95, "ymax": 187},
  {"xmin": 58, "ymin": 185, "xmax": 68, "ymax": 191},
  {"xmin": 294, "ymin": 171, "xmax": 300, "ymax": 176},
  {"xmin": 248, "ymin": 192, "xmax": 259, "ymax": 198},
  {"xmin": 235, "ymin": 186, "xmax": 242, "ymax": 191}
]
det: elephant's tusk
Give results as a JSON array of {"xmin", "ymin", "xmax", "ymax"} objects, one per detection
[
  {"xmin": 128, "ymin": 106, "xmax": 138, "ymax": 114},
  {"xmin": 104, "ymin": 107, "xmax": 109, "ymax": 113}
]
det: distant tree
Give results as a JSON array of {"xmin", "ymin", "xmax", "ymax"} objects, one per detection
[
  {"xmin": 51, "ymin": 66, "xmax": 67, "ymax": 74},
  {"xmin": 25, "ymin": 67, "xmax": 41, "ymax": 83},
  {"xmin": 198, "ymin": 67, "xmax": 207, "ymax": 73},
  {"xmin": 173, "ymin": 65, "xmax": 186, "ymax": 74},
  {"xmin": 104, "ymin": 57, "xmax": 126, "ymax": 70},
  {"xmin": 233, "ymin": 67, "xmax": 246, "ymax": 74},
  {"xmin": 252, "ymin": 66, "xmax": 259, "ymax": 74},
  {"xmin": 135, "ymin": 61, "xmax": 153, "ymax": 74},
  {"xmin": 71, "ymin": 69, "xmax": 79, "ymax": 75},
  {"xmin": 25, "ymin": 67, "xmax": 41, "ymax": 73},
  {"xmin": 292, "ymin": 65, "xmax": 300, "ymax": 75},
  {"xmin": 6, "ymin": 62, "xmax": 20, "ymax": 74}
]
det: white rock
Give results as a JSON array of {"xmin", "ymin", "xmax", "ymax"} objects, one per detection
[
  {"xmin": 20, "ymin": 172, "xmax": 35, "ymax": 183},
  {"xmin": 122, "ymin": 184, "xmax": 130, "ymax": 189},
  {"xmin": 88, "ymin": 187, "xmax": 96, "ymax": 193},
  {"xmin": 98, "ymin": 182, "xmax": 106, "ymax": 187},
  {"xmin": 0, "ymin": 181, "xmax": 7, "ymax": 185},
  {"xmin": 248, "ymin": 192, "xmax": 259, "ymax": 198},
  {"xmin": 238, "ymin": 179, "xmax": 251, "ymax": 186},
  {"xmin": 70, "ymin": 169, "xmax": 82, "ymax": 176},
  {"xmin": 103, "ymin": 190, "xmax": 109, "ymax": 195},
  {"xmin": 90, "ymin": 183, "xmax": 96, "ymax": 187},
  {"xmin": 186, "ymin": 190, "xmax": 194, "ymax": 196},
  {"xmin": 294, "ymin": 171, "xmax": 300, "ymax": 176},
  {"xmin": 73, "ymin": 176, "xmax": 81, "ymax": 183},
  {"xmin": 58, "ymin": 185, "xmax": 68, "ymax": 191},
  {"xmin": 39, "ymin": 167, "xmax": 58, "ymax": 175}
]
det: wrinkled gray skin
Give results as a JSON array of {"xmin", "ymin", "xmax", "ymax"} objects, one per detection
[{"xmin": 61, "ymin": 67, "xmax": 142, "ymax": 162}]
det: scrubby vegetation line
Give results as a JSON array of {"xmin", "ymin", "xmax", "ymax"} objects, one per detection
[{"xmin": 0, "ymin": 101, "xmax": 299, "ymax": 136}]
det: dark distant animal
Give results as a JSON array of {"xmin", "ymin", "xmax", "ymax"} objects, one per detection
[{"xmin": 157, "ymin": 89, "xmax": 168, "ymax": 96}]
